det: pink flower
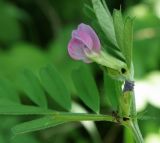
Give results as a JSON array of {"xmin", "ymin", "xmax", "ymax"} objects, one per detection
[{"xmin": 68, "ymin": 23, "xmax": 101, "ymax": 63}]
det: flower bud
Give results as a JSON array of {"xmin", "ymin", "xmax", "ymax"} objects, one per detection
[{"xmin": 68, "ymin": 23, "xmax": 101, "ymax": 63}]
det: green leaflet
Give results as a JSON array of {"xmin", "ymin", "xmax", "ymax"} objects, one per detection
[
  {"xmin": 18, "ymin": 70, "xmax": 47, "ymax": 108},
  {"xmin": 12, "ymin": 116, "xmax": 65, "ymax": 135},
  {"xmin": 103, "ymin": 72, "xmax": 119, "ymax": 110},
  {"xmin": 72, "ymin": 65, "xmax": 99, "ymax": 113},
  {"xmin": 123, "ymin": 17, "xmax": 134, "ymax": 68},
  {"xmin": 91, "ymin": 0, "xmax": 117, "ymax": 47},
  {"xmin": 40, "ymin": 65, "xmax": 71, "ymax": 111},
  {"xmin": 113, "ymin": 9, "xmax": 124, "ymax": 53},
  {"xmin": 0, "ymin": 104, "xmax": 55, "ymax": 115},
  {"xmin": 12, "ymin": 112, "xmax": 113, "ymax": 135},
  {"xmin": 113, "ymin": 9, "xmax": 134, "ymax": 69}
]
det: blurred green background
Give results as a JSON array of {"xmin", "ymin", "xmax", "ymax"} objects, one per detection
[{"xmin": 0, "ymin": 0, "xmax": 160, "ymax": 142}]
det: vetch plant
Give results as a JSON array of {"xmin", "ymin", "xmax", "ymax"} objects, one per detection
[
  {"xmin": 69, "ymin": 0, "xmax": 143, "ymax": 142},
  {"xmin": 0, "ymin": 0, "xmax": 144, "ymax": 143}
]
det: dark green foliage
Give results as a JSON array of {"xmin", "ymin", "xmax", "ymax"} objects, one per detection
[
  {"xmin": 0, "ymin": 64, "xmax": 101, "ymax": 135},
  {"xmin": 0, "ymin": 2, "xmax": 22, "ymax": 44},
  {"xmin": 0, "ymin": 78, "xmax": 20, "ymax": 103},
  {"xmin": 72, "ymin": 65, "xmax": 100, "ymax": 113},
  {"xmin": 18, "ymin": 70, "xmax": 47, "ymax": 108},
  {"xmin": 40, "ymin": 65, "xmax": 71, "ymax": 111}
]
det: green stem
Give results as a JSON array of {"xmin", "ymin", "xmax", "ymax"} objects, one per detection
[
  {"xmin": 53, "ymin": 112, "xmax": 114, "ymax": 122},
  {"xmin": 130, "ymin": 91, "xmax": 144, "ymax": 143},
  {"xmin": 129, "ymin": 121, "xmax": 144, "ymax": 143},
  {"xmin": 54, "ymin": 112, "xmax": 144, "ymax": 143},
  {"xmin": 121, "ymin": 68, "xmax": 144, "ymax": 143},
  {"xmin": 127, "ymin": 89, "xmax": 144, "ymax": 143}
]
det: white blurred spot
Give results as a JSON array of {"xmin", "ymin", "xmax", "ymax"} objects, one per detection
[
  {"xmin": 134, "ymin": 81, "xmax": 148, "ymax": 112},
  {"xmin": 145, "ymin": 133, "xmax": 160, "ymax": 143},
  {"xmin": 154, "ymin": 0, "xmax": 160, "ymax": 18},
  {"xmin": 71, "ymin": 102, "xmax": 101, "ymax": 141},
  {"xmin": 135, "ymin": 72, "xmax": 160, "ymax": 112}
]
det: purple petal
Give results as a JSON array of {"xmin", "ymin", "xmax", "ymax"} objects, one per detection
[
  {"xmin": 68, "ymin": 38, "xmax": 91, "ymax": 63},
  {"xmin": 78, "ymin": 23, "xmax": 101, "ymax": 52},
  {"xmin": 72, "ymin": 30, "xmax": 93, "ymax": 50}
]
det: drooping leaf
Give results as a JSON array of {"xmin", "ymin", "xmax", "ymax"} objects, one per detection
[
  {"xmin": 12, "ymin": 116, "xmax": 66, "ymax": 135},
  {"xmin": 72, "ymin": 65, "xmax": 99, "ymax": 113},
  {"xmin": 0, "ymin": 104, "xmax": 55, "ymax": 115},
  {"xmin": 18, "ymin": 70, "xmax": 47, "ymax": 108},
  {"xmin": 40, "ymin": 65, "xmax": 71, "ymax": 111},
  {"xmin": 0, "ymin": 78, "xmax": 20, "ymax": 102},
  {"xmin": 123, "ymin": 17, "xmax": 134, "ymax": 68},
  {"xmin": 91, "ymin": 0, "xmax": 117, "ymax": 47}
]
